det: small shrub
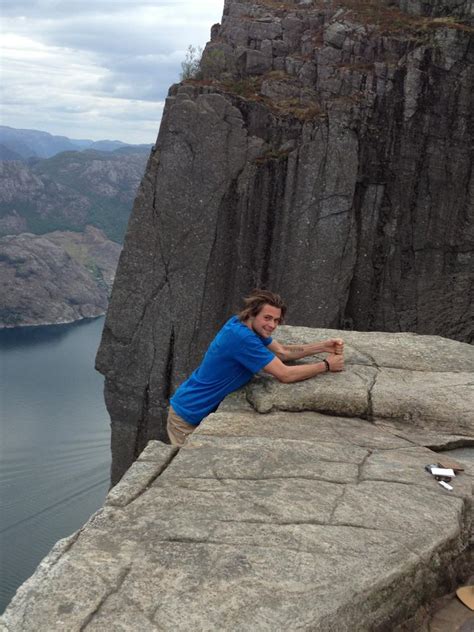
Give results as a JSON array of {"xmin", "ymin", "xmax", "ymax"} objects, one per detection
[
  {"xmin": 200, "ymin": 48, "xmax": 227, "ymax": 79},
  {"xmin": 180, "ymin": 45, "xmax": 203, "ymax": 81}
]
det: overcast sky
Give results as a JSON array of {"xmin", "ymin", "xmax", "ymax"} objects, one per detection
[{"xmin": 1, "ymin": 0, "xmax": 224, "ymax": 144}]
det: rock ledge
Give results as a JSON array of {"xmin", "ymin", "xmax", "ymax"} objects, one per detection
[{"xmin": 2, "ymin": 327, "xmax": 474, "ymax": 631}]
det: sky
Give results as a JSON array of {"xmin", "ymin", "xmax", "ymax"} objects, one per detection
[{"xmin": 0, "ymin": 0, "xmax": 224, "ymax": 144}]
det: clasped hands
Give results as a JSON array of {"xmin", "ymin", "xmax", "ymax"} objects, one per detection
[{"xmin": 322, "ymin": 338, "xmax": 345, "ymax": 372}]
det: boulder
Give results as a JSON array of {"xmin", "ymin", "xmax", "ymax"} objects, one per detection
[{"xmin": 247, "ymin": 326, "xmax": 474, "ymax": 436}]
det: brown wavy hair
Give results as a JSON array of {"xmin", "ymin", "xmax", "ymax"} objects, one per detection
[{"xmin": 238, "ymin": 289, "xmax": 287, "ymax": 323}]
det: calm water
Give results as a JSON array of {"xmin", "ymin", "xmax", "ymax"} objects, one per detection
[{"xmin": 0, "ymin": 317, "xmax": 110, "ymax": 613}]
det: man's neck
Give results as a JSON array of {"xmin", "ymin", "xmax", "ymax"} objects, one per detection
[{"xmin": 242, "ymin": 318, "xmax": 253, "ymax": 332}]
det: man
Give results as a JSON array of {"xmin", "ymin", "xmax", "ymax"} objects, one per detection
[{"xmin": 167, "ymin": 289, "xmax": 344, "ymax": 446}]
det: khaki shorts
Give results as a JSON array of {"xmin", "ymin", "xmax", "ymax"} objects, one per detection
[{"xmin": 167, "ymin": 406, "xmax": 197, "ymax": 447}]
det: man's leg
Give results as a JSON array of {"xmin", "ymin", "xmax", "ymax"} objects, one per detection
[{"xmin": 167, "ymin": 406, "xmax": 196, "ymax": 447}]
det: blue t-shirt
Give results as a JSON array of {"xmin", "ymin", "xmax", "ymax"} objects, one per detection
[{"xmin": 170, "ymin": 316, "xmax": 275, "ymax": 425}]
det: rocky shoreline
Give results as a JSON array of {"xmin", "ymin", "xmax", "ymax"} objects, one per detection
[
  {"xmin": 0, "ymin": 312, "xmax": 106, "ymax": 330},
  {"xmin": 0, "ymin": 226, "xmax": 120, "ymax": 328}
]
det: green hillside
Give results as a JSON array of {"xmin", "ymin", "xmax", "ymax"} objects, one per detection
[{"xmin": 0, "ymin": 148, "xmax": 150, "ymax": 243}]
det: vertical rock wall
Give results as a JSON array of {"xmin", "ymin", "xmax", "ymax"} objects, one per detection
[{"xmin": 96, "ymin": 0, "xmax": 473, "ymax": 482}]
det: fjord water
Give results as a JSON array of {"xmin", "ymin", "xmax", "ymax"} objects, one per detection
[{"xmin": 0, "ymin": 317, "xmax": 110, "ymax": 613}]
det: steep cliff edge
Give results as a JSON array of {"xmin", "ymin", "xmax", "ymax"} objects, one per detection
[
  {"xmin": 3, "ymin": 327, "xmax": 474, "ymax": 631},
  {"xmin": 96, "ymin": 0, "xmax": 473, "ymax": 482}
]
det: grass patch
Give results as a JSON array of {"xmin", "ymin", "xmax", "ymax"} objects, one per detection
[
  {"xmin": 186, "ymin": 74, "xmax": 325, "ymax": 122},
  {"xmin": 337, "ymin": 62, "xmax": 375, "ymax": 72},
  {"xmin": 335, "ymin": 0, "xmax": 473, "ymax": 35},
  {"xmin": 271, "ymin": 98, "xmax": 325, "ymax": 120},
  {"xmin": 251, "ymin": 0, "xmax": 473, "ymax": 35},
  {"xmin": 222, "ymin": 77, "xmax": 264, "ymax": 98},
  {"xmin": 258, "ymin": 0, "xmax": 313, "ymax": 10},
  {"xmin": 60, "ymin": 240, "xmax": 91, "ymax": 265}
]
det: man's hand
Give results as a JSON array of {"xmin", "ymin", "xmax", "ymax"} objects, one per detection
[
  {"xmin": 327, "ymin": 353, "xmax": 344, "ymax": 372},
  {"xmin": 268, "ymin": 338, "xmax": 345, "ymax": 362},
  {"xmin": 323, "ymin": 338, "xmax": 344, "ymax": 355}
]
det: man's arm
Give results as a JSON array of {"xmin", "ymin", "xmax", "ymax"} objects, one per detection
[
  {"xmin": 263, "ymin": 353, "xmax": 344, "ymax": 384},
  {"xmin": 268, "ymin": 338, "xmax": 344, "ymax": 362}
]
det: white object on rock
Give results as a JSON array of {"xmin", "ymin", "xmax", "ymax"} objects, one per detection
[{"xmin": 438, "ymin": 480, "xmax": 453, "ymax": 491}]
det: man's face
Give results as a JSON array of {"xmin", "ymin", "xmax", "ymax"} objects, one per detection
[{"xmin": 248, "ymin": 304, "xmax": 282, "ymax": 338}]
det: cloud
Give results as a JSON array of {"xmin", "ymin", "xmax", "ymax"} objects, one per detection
[{"xmin": 0, "ymin": 1, "xmax": 223, "ymax": 143}]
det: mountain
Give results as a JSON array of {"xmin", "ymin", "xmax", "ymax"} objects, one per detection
[
  {"xmin": 0, "ymin": 131, "xmax": 150, "ymax": 327},
  {"xmin": 0, "ymin": 144, "xmax": 23, "ymax": 161},
  {"xmin": 0, "ymin": 226, "xmax": 121, "ymax": 327},
  {"xmin": 0, "ymin": 147, "xmax": 149, "ymax": 243},
  {"xmin": 0, "ymin": 126, "xmax": 152, "ymax": 160},
  {"xmin": 86, "ymin": 140, "xmax": 130, "ymax": 152}
]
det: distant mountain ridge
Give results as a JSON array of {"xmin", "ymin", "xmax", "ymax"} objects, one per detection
[
  {"xmin": 0, "ymin": 144, "xmax": 23, "ymax": 161},
  {"xmin": 0, "ymin": 125, "xmax": 152, "ymax": 160},
  {"xmin": 0, "ymin": 147, "xmax": 149, "ymax": 243}
]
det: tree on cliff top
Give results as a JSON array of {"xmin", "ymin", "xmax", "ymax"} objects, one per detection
[{"xmin": 180, "ymin": 45, "xmax": 203, "ymax": 80}]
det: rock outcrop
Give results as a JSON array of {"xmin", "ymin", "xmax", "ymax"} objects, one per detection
[
  {"xmin": 0, "ymin": 226, "xmax": 121, "ymax": 327},
  {"xmin": 3, "ymin": 327, "xmax": 474, "ymax": 630},
  {"xmin": 96, "ymin": 0, "xmax": 474, "ymax": 482}
]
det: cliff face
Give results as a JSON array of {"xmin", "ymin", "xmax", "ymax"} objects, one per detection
[{"xmin": 96, "ymin": 0, "xmax": 473, "ymax": 482}]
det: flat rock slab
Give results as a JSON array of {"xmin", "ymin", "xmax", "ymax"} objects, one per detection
[
  {"xmin": 200, "ymin": 410, "xmax": 412, "ymax": 450},
  {"xmin": 276, "ymin": 327, "xmax": 474, "ymax": 373},
  {"xmin": 246, "ymin": 327, "xmax": 474, "ymax": 436},
  {"xmin": 2, "ymin": 411, "xmax": 473, "ymax": 631},
  {"xmin": 247, "ymin": 365, "xmax": 376, "ymax": 417},
  {"xmin": 373, "ymin": 420, "xmax": 474, "ymax": 452},
  {"xmin": 372, "ymin": 369, "xmax": 474, "ymax": 434}
]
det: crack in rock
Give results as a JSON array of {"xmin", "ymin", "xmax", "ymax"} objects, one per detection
[
  {"xmin": 366, "ymin": 369, "xmax": 379, "ymax": 421},
  {"xmin": 361, "ymin": 478, "xmax": 426, "ymax": 488},
  {"xmin": 160, "ymin": 537, "xmax": 314, "ymax": 556},
  {"xmin": 128, "ymin": 448, "xmax": 180, "ymax": 502},
  {"xmin": 357, "ymin": 450, "xmax": 373, "ymax": 482},
  {"xmin": 79, "ymin": 566, "xmax": 132, "ymax": 631},
  {"xmin": 328, "ymin": 485, "xmax": 348, "ymax": 524},
  {"xmin": 348, "ymin": 342, "xmax": 379, "ymax": 368}
]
